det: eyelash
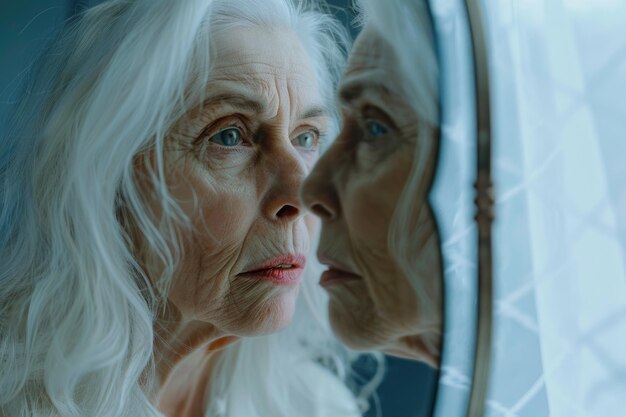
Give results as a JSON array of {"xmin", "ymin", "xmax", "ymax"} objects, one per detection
[
  {"xmin": 317, "ymin": 131, "xmax": 329, "ymax": 148},
  {"xmin": 198, "ymin": 118, "xmax": 248, "ymax": 143},
  {"xmin": 293, "ymin": 128, "xmax": 324, "ymax": 151},
  {"xmin": 196, "ymin": 116, "xmax": 326, "ymax": 159},
  {"xmin": 194, "ymin": 118, "xmax": 249, "ymax": 162},
  {"xmin": 344, "ymin": 106, "xmax": 395, "ymax": 147},
  {"xmin": 362, "ymin": 119, "xmax": 390, "ymax": 141}
]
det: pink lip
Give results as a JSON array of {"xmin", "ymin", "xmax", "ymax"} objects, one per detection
[
  {"xmin": 319, "ymin": 268, "xmax": 362, "ymax": 288},
  {"xmin": 317, "ymin": 254, "xmax": 361, "ymax": 288},
  {"xmin": 238, "ymin": 253, "xmax": 306, "ymax": 286}
]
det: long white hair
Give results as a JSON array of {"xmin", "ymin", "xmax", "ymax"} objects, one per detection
[{"xmin": 0, "ymin": 1, "xmax": 372, "ymax": 416}]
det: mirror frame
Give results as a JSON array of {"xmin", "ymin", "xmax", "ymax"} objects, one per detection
[{"xmin": 463, "ymin": 0, "xmax": 494, "ymax": 416}]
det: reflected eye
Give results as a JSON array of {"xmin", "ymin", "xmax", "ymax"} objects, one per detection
[
  {"xmin": 209, "ymin": 128, "xmax": 241, "ymax": 146},
  {"xmin": 365, "ymin": 120, "xmax": 388, "ymax": 138},
  {"xmin": 294, "ymin": 131, "xmax": 318, "ymax": 149}
]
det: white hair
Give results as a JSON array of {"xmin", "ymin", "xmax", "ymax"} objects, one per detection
[
  {"xmin": 0, "ymin": 0, "xmax": 374, "ymax": 416},
  {"xmin": 358, "ymin": 0, "xmax": 443, "ymax": 354}
]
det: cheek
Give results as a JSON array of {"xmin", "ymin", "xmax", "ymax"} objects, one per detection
[
  {"xmin": 339, "ymin": 155, "xmax": 422, "ymax": 324},
  {"xmin": 171, "ymin": 161, "xmax": 260, "ymax": 253},
  {"xmin": 191, "ymin": 187, "xmax": 256, "ymax": 244},
  {"xmin": 343, "ymin": 159, "xmax": 410, "ymax": 248},
  {"xmin": 304, "ymin": 213, "xmax": 320, "ymax": 237},
  {"xmin": 165, "ymin": 165, "xmax": 259, "ymax": 316},
  {"xmin": 346, "ymin": 185, "xmax": 396, "ymax": 246}
]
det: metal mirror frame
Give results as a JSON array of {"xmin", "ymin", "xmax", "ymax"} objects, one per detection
[
  {"xmin": 463, "ymin": 0, "xmax": 493, "ymax": 416},
  {"xmin": 424, "ymin": 0, "xmax": 493, "ymax": 415}
]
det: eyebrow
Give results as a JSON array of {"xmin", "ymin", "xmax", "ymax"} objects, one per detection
[
  {"xmin": 200, "ymin": 93, "xmax": 265, "ymax": 114},
  {"xmin": 201, "ymin": 92, "xmax": 330, "ymax": 121},
  {"xmin": 298, "ymin": 106, "xmax": 330, "ymax": 120},
  {"xmin": 338, "ymin": 80, "xmax": 391, "ymax": 106}
]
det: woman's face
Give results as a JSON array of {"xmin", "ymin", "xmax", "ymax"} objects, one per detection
[
  {"xmin": 301, "ymin": 27, "xmax": 441, "ymax": 364},
  {"xmin": 140, "ymin": 26, "xmax": 330, "ymax": 336}
]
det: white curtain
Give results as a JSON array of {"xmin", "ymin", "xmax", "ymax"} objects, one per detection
[{"xmin": 484, "ymin": 0, "xmax": 626, "ymax": 416}]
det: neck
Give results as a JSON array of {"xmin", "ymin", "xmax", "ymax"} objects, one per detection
[
  {"xmin": 149, "ymin": 303, "xmax": 238, "ymax": 398},
  {"xmin": 154, "ymin": 330, "xmax": 237, "ymax": 417}
]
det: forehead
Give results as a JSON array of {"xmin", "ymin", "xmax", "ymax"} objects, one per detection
[
  {"xmin": 340, "ymin": 26, "xmax": 404, "ymax": 100},
  {"xmin": 210, "ymin": 26, "xmax": 318, "ymax": 85},
  {"xmin": 348, "ymin": 27, "xmax": 380, "ymax": 67}
]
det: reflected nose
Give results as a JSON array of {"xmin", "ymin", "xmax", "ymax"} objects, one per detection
[{"xmin": 301, "ymin": 149, "xmax": 339, "ymax": 221}]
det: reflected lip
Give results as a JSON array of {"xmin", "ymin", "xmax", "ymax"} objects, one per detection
[
  {"xmin": 318, "ymin": 254, "xmax": 361, "ymax": 288},
  {"xmin": 237, "ymin": 253, "xmax": 306, "ymax": 285}
]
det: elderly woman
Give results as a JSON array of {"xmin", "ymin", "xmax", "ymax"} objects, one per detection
[
  {"xmin": 302, "ymin": 0, "xmax": 443, "ymax": 367},
  {"xmin": 0, "ymin": 1, "xmax": 365, "ymax": 416}
]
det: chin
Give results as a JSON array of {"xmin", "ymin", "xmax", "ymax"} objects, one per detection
[
  {"xmin": 328, "ymin": 303, "xmax": 383, "ymax": 351},
  {"xmin": 325, "ymin": 284, "xmax": 385, "ymax": 350},
  {"xmin": 227, "ymin": 286, "xmax": 299, "ymax": 336}
]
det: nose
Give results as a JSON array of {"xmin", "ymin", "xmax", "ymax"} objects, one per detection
[
  {"xmin": 301, "ymin": 148, "xmax": 339, "ymax": 221},
  {"xmin": 264, "ymin": 147, "xmax": 308, "ymax": 223}
]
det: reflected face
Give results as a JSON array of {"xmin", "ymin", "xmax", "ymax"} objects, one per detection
[
  {"xmin": 301, "ymin": 27, "xmax": 441, "ymax": 365},
  {"xmin": 139, "ymin": 27, "xmax": 329, "ymax": 336}
]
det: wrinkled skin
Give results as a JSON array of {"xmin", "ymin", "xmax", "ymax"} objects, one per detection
[{"xmin": 131, "ymin": 26, "xmax": 330, "ymax": 404}]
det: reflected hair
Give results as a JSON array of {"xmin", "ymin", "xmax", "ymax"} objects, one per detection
[
  {"xmin": 0, "ymin": 1, "xmax": 359, "ymax": 416},
  {"xmin": 358, "ymin": 0, "xmax": 442, "ymax": 356}
]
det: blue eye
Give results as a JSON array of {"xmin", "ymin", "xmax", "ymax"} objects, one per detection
[
  {"xmin": 365, "ymin": 120, "xmax": 388, "ymax": 138},
  {"xmin": 295, "ymin": 131, "xmax": 317, "ymax": 149},
  {"xmin": 209, "ymin": 128, "xmax": 241, "ymax": 146}
]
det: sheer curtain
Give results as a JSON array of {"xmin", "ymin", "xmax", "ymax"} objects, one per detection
[{"xmin": 483, "ymin": 0, "xmax": 626, "ymax": 416}]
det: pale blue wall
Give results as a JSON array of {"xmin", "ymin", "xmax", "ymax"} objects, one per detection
[{"xmin": 0, "ymin": 0, "xmax": 69, "ymax": 130}]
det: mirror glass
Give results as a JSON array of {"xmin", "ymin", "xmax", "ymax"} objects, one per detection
[{"xmin": 320, "ymin": 2, "xmax": 444, "ymax": 417}]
